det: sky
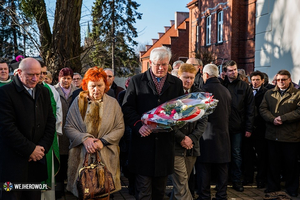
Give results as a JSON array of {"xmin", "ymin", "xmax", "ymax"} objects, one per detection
[{"xmin": 46, "ymin": 0, "xmax": 191, "ymax": 46}]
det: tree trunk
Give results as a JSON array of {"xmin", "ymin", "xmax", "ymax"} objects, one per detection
[{"xmin": 48, "ymin": 0, "xmax": 83, "ymax": 82}]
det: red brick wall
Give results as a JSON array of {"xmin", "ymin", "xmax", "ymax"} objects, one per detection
[
  {"xmin": 140, "ymin": 19, "xmax": 189, "ymax": 72},
  {"xmin": 190, "ymin": 0, "xmax": 256, "ymax": 74}
]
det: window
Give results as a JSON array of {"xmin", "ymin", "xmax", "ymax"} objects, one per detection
[
  {"xmin": 217, "ymin": 11, "xmax": 223, "ymax": 43},
  {"xmin": 206, "ymin": 15, "xmax": 211, "ymax": 45}
]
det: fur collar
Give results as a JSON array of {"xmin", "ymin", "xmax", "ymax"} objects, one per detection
[{"xmin": 78, "ymin": 91, "xmax": 102, "ymax": 137}]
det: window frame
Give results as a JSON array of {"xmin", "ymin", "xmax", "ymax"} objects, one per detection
[
  {"xmin": 206, "ymin": 15, "xmax": 211, "ymax": 46},
  {"xmin": 217, "ymin": 10, "xmax": 223, "ymax": 43}
]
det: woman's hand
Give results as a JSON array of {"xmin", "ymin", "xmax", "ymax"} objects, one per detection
[
  {"xmin": 93, "ymin": 139, "xmax": 104, "ymax": 150},
  {"xmin": 83, "ymin": 138, "xmax": 98, "ymax": 154}
]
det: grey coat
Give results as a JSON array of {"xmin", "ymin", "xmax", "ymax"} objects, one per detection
[{"xmin": 55, "ymin": 83, "xmax": 77, "ymax": 155}]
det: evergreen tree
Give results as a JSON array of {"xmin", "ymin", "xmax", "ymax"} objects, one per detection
[
  {"xmin": 0, "ymin": 0, "xmax": 25, "ymax": 59},
  {"xmin": 91, "ymin": 0, "xmax": 142, "ymax": 76}
]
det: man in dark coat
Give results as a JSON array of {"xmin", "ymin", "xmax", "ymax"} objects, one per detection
[
  {"xmin": 170, "ymin": 64, "xmax": 207, "ymax": 200},
  {"xmin": 104, "ymin": 68, "xmax": 124, "ymax": 99},
  {"xmin": 0, "ymin": 58, "xmax": 56, "ymax": 200},
  {"xmin": 243, "ymin": 71, "xmax": 268, "ymax": 188},
  {"xmin": 122, "ymin": 46, "xmax": 184, "ymax": 200},
  {"xmin": 222, "ymin": 60, "xmax": 255, "ymax": 192},
  {"xmin": 196, "ymin": 64, "xmax": 232, "ymax": 200}
]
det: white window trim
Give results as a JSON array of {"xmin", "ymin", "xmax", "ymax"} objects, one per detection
[
  {"xmin": 206, "ymin": 15, "xmax": 211, "ymax": 46},
  {"xmin": 217, "ymin": 11, "xmax": 223, "ymax": 43}
]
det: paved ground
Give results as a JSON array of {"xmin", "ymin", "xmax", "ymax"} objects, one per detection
[{"xmin": 63, "ymin": 176, "xmax": 300, "ymax": 200}]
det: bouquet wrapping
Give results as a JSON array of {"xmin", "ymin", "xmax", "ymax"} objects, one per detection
[{"xmin": 141, "ymin": 92, "xmax": 218, "ymax": 132}]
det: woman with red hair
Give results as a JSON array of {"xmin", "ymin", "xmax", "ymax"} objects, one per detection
[{"xmin": 64, "ymin": 67, "xmax": 125, "ymax": 198}]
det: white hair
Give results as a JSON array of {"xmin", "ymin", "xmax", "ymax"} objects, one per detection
[
  {"xmin": 172, "ymin": 60, "xmax": 184, "ymax": 68},
  {"xmin": 150, "ymin": 46, "xmax": 172, "ymax": 62},
  {"xmin": 73, "ymin": 72, "xmax": 82, "ymax": 78},
  {"xmin": 104, "ymin": 68, "xmax": 114, "ymax": 76},
  {"xmin": 203, "ymin": 64, "xmax": 219, "ymax": 77},
  {"xmin": 171, "ymin": 69, "xmax": 179, "ymax": 77}
]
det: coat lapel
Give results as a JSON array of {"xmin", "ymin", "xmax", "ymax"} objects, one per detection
[{"xmin": 145, "ymin": 69, "xmax": 158, "ymax": 95}]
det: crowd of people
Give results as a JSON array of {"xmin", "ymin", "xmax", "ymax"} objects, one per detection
[{"xmin": 0, "ymin": 46, "xmax": 299, "ymax": 200}]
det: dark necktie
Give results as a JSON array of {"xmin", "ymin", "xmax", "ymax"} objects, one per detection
[{"xmin": 185, "ymin": 90, "xmax": 189, "ymax": 94}]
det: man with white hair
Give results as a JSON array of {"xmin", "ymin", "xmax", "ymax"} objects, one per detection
[
  {"xmin": 196, "ymin": 64, "xmax": 232, "ymax": 199},
  {"xmin": 172, "ymin": 60, "xmax": 184, "ymax": 70},
  {"xmin": 122, "ymin": 46, "xmax": 184, "ymax": 200}
]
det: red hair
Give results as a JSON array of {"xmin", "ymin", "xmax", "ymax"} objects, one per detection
[{"xmin": 81, "ymin": 67, "xmax": 110, "ymax": 93}]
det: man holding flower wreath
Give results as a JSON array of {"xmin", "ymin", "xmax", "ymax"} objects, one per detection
[{"xmin": 122, "ymin": 46, "xmax": 184, "ymax": 200}]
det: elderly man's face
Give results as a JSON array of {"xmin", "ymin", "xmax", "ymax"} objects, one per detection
[
  {"xmin": 18, "ymin": 59, "xmax": 41, "ymax": 88},
  {"xmin": 0, "ymin": 63, "xmax": 9, "ymax": 81},
  {"xmin": 150, "ymin": 57, "xmax": 169, "ymax": 78},
  {"xmin": 276, "ymin": 74, "xmax": 291, "ymax": 90},
  {"xmin": 73, "ymin": 74, "xmax": 82, "ymax": 87},
  {"xmin": 105, "ymin": 70, "xmax": 114, "ymax": 86},
  {"xmin": 186, "ymin": 58, "xmax": 203, "ymax": 74}
]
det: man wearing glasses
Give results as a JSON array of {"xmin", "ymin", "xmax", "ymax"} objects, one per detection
[
  {"xmin": 122, "ymin": 46, "xmax": 184, "ymax": 200},
  {"xmin": 260, "ymin": 70, "xmax": 300, "ymax": 197},
  {"xmin": 72, "ymin": 72, "xmax": 82, "ymax": 88},
  {"xmin": 0, "ymin": 58, "xmax": 56, "ymax": 200}
]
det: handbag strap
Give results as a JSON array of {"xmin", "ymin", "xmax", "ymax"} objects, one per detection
[{"xmin": 83, "ymin": 151, "xmax": 102, "ymax": 167}]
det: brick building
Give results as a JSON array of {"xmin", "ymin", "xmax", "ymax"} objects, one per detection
[
  {"xmin": 140, "ymin": 12, "xmax": 190, "ymax": 72},
  {"xmin": 188, "ymin": 0, "xmax": 256, "ymax": 74}
]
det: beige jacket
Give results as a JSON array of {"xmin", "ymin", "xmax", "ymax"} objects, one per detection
[{"xmin": 64, "ymin": 91, "xmax": 124, "ymax": 197}]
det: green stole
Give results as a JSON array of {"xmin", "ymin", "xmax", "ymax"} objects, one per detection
[{"xmin": 42, "ymin": 83, "xmax": 60, "ymax": 188}]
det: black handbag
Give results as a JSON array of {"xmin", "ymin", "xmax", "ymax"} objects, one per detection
[{"xmin": 77, "ymin": 152, "xmax": 115, "ymax": 200}]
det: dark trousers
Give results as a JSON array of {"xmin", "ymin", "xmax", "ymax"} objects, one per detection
[
  {"xmin": 243, "ymin": 135, "xmax": 267, "ymax": 183},
  {"xmin": 230, "ymin": 132, "xmax": 243, "ymax": 183},
  {"xmin": 1, "ymin": 190, "xmax": 41, "ymax": 200},
  {"xmin": 197, "ymin": 163, "xmax": 228, "ymax": 200},
  {"xmin": 55, "ymin": 154, "xmax": 68, "ymax": 198},
  {"xmin": 135, "ymin": 174, "xmax": 168, "ymax": 200},
  {"xmin": 267, "ymin": 140, "xmax": 299, "ymax": 193}
]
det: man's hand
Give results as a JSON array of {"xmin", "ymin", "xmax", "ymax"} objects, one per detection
[
  {"xmin": 273, "ymin": 116, "xmax": 282, "ymax": 125},
  {"xmin": 139, "ymin": 125, "xmax": 152, "ymax": 137},
  {"xmin": 180, "ymin": 136, "xmax": 194, "ymax": 149},
  {"xmin": 28, "ymin": 145, "xmax": 45, "ymax": 162},
  {"xmin": 245, "ymin": 131, "xmax": 252, "ymax": 138}
]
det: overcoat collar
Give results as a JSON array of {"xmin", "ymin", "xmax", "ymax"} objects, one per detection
[
  {"xmin": 142, "ymin": 69, "xmax": 175, "ymax": 95},
  {"xmin": 13, "ymin": 75, "xmax": 41, "ymax": 100}
]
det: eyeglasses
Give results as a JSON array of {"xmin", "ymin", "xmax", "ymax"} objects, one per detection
[
  {"xmin": 152, "ymin": 63, "xmax": 168, "ymax": 67},
  {"xmin": 41, "ymin": 72, "xmax": 47, "ymax": 75},
  {"xmin": 276, "ymin": 78, "xmax": 288, "ymax": 82},
  {"xmin": 107, "ymin": 75, "xmax": 113, "ymax": 78}
]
